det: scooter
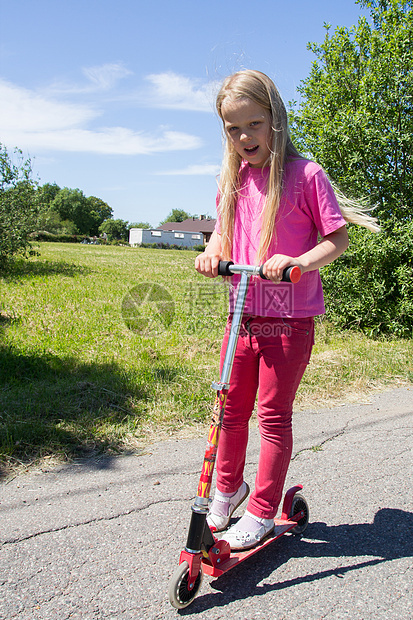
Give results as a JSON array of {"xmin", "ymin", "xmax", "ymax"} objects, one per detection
[{"xmin": 168, "ymin": 261, "xmax": 309, "ymax": 609}]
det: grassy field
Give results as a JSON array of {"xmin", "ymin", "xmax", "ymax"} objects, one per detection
[{"xmin": 1, "ymin": 242, "xmax": 412, "ymax": 477}]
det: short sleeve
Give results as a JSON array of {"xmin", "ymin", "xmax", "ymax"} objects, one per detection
[{"xmin": 303, "ymin": 168, "xmax": 346, "ymax": 237}]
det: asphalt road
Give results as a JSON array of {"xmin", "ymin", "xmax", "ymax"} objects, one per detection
[{"xmin": 1, "ymin": 387, "xmax": 412, "ymax": 620}]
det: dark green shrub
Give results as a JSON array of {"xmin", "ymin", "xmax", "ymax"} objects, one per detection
[
  {"xmin": 138, "ymin": 243, "xmax": 206, "ymax": 251},
  {"xmin": 30, "ymin": 231, "xmax": 89, "ymax": 243},
  {"xmin": 0, "ymin": 145, "xmax": 40, "ymax": 267},
  {"xmin": 322, "ymin": 218, "xmax": 413, "ymax": 337}
]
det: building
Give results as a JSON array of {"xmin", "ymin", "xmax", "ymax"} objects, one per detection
[
  {"xmin": 129, "ymin": 215, "xmax": 216, "ymax": 248},
  {"xmin": 129, "ymin": 227, "xmax": 204, "ymax": 248},
  {"xmin": 157, "ymin": 216, "xmax": 216, "ymax": 245}
]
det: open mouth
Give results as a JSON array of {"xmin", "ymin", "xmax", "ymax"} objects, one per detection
[{"xmin": 245, "ymin": 145, "xmax": 259, "ymax": 155}]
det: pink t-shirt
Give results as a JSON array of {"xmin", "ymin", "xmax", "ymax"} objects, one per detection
[{"xmin": 216, "ymin": 158, "xmax": 346, "ymax": 318}]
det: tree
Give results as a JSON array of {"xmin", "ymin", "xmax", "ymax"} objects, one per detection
[
  {"xmin": 49, "ymin": 189, "xmax": 112, "ymax": 235},
  {"xmin": 36, "ymin": 185, "xmax": 112, "ymax": 236},
  {"xmin": 38, "ymin": 182, "xmax": 61, "ymax": 208},
  {"xmin": 0, "ymin": 144, "xmax": 40, "ymax": 267},
  {"xmin": 37, "ymin": 209, "xmax": 78, "ymax": 235},
  {"xmin": 50, "ymin": 188, "xmax": 88, "ymax": 234},
  {"xmin": 37, "ymin": 183, "xmax": 62, "ymax": 234},
  {"xmin": 289, "ymin": 0, "xmax": 413, "ymax": 336},
  {"xmin": 87, "ymin": 196, "xmax": 113, "ymax": 234},
  {"xmin": 159, "ymin": 209, "xmax": 191, "ymax": 225},
  {"xmin": 290, "ymin": 0, "xmax": 413, "ymax": 222},
  {"xmin": 99, "ymin": 218, "xmax": 129, "ymax": 241},
  {"xmin": 128, "ymin": 221, "xmax": 152, "ymax": 229}
]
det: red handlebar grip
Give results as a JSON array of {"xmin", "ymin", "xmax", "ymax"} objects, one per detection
[
  {"xmin": 261, "ymin": 265, "xmax": 302, "ymax": 283},
  {"xmin": 288, "ymin": 266, "xmax": 301, "ymax": 284}
]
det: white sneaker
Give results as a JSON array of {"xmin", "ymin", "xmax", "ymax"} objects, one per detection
[
  {"xmin": 207, "ymin": 482, "xmax": 250, "ymax": 532},
  {"xmin": 221, "ymin": 510, "xmax": 275, "ymax": 550}
]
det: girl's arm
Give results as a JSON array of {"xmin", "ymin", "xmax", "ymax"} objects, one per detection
[
  {"xmin": 262, "ymin": 225, "xmax": 349, "ymax": 282},
  {"xmin": 194, "ymin": 229, "xmax": 223, "ymax": 278}
]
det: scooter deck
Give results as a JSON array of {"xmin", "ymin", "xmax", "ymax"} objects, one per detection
[{"xmin": 202, "ymin": 518, "xmax": 296, "ymax": 577}]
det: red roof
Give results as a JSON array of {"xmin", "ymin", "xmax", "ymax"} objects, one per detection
[{"xmin": 157, "ymin": 217, "xmax": 216, "ymax": 234}]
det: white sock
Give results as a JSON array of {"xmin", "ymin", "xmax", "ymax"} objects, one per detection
[
  {"xmin": 236, "ymin": 510, "xmax": 273, "ymax": 533},
  {"xmin": 215, "ymin": 488, "xmax": 237, "ymax": 498}
]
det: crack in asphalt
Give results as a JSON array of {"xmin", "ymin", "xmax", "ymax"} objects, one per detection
[
  {"xmin": 291, "ymin": 421, "xmax": 351, "ymax": 461},
  {"xmin": 1, "ymin": 417, "xmax": 360, "ymax": 548},
  {"xmin": 1, "ymin": 496, "xmax": 192, "ymax": 546}
]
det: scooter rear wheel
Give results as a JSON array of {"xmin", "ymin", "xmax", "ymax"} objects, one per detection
[
  {"xmin": 289, "ymin": 493, "xmax": 309, "ymax": 535},
  {"xmin": 168, "ymin": 561, "xmax": 203, "ymax": 609}
]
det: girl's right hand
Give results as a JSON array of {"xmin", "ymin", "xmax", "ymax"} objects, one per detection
[
  {"xmin": 194, "ymin": 229, "xmax": 222, "ymax": 277},
  {"xmin": 194, "ymin": 251, "xmax": 221, "ymax": 278}
]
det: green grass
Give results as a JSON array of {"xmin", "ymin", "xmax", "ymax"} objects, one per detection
[{"xmin": 1, "ymin": 242, "xmax": 412, "ymax": 477}]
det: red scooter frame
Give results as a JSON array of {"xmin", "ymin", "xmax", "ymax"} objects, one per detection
[{"xmin": 168, "ymin": 261, "xmax": 309, "ymax": 609}]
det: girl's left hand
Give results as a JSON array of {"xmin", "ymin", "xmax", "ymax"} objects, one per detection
[{"xmin": 261, "ymin": 255, "xmax": 303, "ymax": 283}]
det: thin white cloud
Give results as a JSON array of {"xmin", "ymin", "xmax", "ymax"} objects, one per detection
[
  {"xmin": 0, "ymin": 79, "xmax": 96, "ymax": 131},
  {"xmin": 3, "ymin": 127, "xmax": 202, "ymax": 155},
  {"xmin": 48, "ymin": 62, "xmax": 133, "ymax": 95},
  {"xmin": 82, "ymin": 63, "xmax": 133, "ymax": 90},
  {"xmin": 156, "ymin": 164, "xmax": 220, "ymax": 176},
  {"xmin": 0, "ymin": 78, "xmax": 202, "ymax": 155},
  {"xmin": 143, "ymin": 72, "xmax": 219, "ymax": 112}
]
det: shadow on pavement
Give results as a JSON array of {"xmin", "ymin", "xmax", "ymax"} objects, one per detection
[{"xmin": 183, "ymin": 508, "xmax": 412, "ymax": 613}]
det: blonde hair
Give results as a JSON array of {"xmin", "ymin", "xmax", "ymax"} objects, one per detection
[{"xmin": 216, "ymin": 70, "xmax": 379, "ymax": 261}]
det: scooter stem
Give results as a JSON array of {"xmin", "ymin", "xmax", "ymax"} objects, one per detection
[
  {"xmin": 220, "ymin": 270, "xmax": 251, "ymax": 386},
  {"xmin": 191, "ymin": 270, "xmax": 252, "ymax": 516}
]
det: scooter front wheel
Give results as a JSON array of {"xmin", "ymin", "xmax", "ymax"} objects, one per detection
[
  {"xmin": 168, "ymin": 561, "xmax": 203, "ymax": 609},
  {"xmin": 289, "ymin": 493, "xmax": 309, "ymax": 535}
]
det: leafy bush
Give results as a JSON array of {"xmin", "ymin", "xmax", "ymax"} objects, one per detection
[
  {"xmin": 30, "ymin": 231, "xmax": 89, "ymax": 243},
  {"xmin": 193, "ymin": 244, "xmax": 206, "ymax": 252},
  {"xmin": 322, "ymin": 218, "xmax": 413, "ymax": 337},
  {"xmin": 0, "ymin": 145, "xmax": 40, "ymax": 267},
  {"xmin": 99, "ymin": 218, "xmax": 129, "ymax": 241},
  {"xmin": 139, "ymin": 243, "xmax": 206, "ymax": 251}
]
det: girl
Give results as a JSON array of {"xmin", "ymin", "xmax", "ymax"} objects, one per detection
[{"xmin": 195, "ymin": 69, "xmax": 378, "ymax": 551}]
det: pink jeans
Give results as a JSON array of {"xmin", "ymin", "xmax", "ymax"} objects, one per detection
[{"xmin": 216, "ymin": 315, "xmax": 314, "ymax": 519}]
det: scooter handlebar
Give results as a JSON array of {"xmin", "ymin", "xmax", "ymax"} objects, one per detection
[
  {"xmin": 217, "ymin": 260, "xmax": 235, "ymax": 276},
  {"xmin": 259, "ymin": 264, "xmax": 302, "ymax": 284},
  {"xmin": 217, "ymin": 260, "xmax": 301, "ymax": 283}
]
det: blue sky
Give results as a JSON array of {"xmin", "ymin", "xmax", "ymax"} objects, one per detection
[{"xmin": 0, "ymin": 0, "xmax": 367, "ymax": 227}]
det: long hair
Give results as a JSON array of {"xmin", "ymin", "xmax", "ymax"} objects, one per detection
[{"xmin": 215, "ymin": 70, "xmax": 379, "ymax": 261}]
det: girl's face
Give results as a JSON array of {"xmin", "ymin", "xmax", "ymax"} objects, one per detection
[{"xmin": 221, "ymin": 97, "xmax": 272, "ymax": 168}]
